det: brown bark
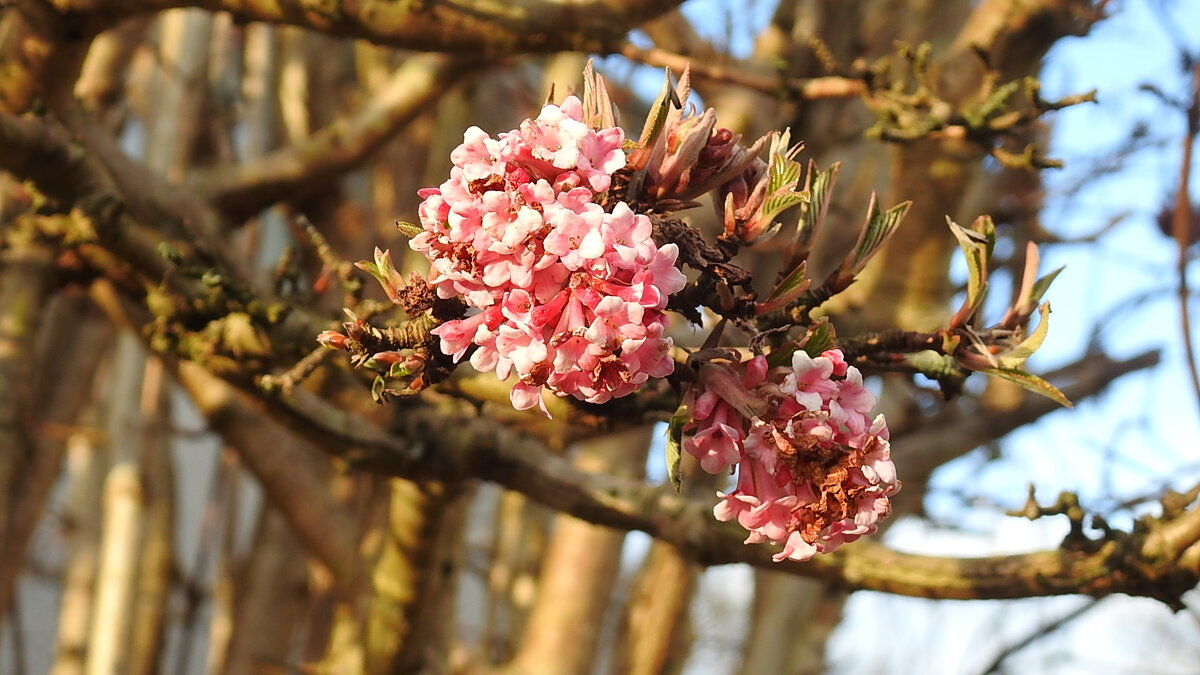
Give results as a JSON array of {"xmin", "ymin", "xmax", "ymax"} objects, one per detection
[
  {"xmin": 68, "ymin": 0, "xmax": 688, "ymax": 55},
  {"xmin": 614, "ymin": 541, "xmax": 699, "ymax": 675},
  {"xmin": 0, "ymin": 230, "xmax": 55, "ymax": 625},
  {"xmin": 506, "ymin": 426, "xmax": 652, "ymax": 675},
  {"xmin": 50, "ymin": 428, "xmax": 108, "ymax": 675},
  {"xmin": 221, "ymin": 506, "xmax": 310, "ymax": 675},
  {"xmin": 174, "ymin": 361, "xmax": 362, "ymax": 595}
]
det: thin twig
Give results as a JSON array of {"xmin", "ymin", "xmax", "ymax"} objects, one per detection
[
  {"xmin": 618, "ymin": 43, "xmax": 865, "ymax": 100},
  {"xmin": 1174, "ymin": 58, "xmax": 1200, "ymax": 416},
  {"xmin": 977, "ymin": 599, "xmax": 1101, "ymax": 675},
  {"xmin": 258, "ymin": 345, "xmax": 333, "ymax": 393}
]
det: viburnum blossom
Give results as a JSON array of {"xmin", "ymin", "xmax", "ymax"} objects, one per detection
[
  {"xmin": 683, "ymin": 349, "xmax": 899, "ymax": 562},
  {"xmin": 410, "ymin": 96, "xmax": 686, "ymax": 414}
]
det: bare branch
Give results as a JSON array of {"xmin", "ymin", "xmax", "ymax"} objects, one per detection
[
  {"xmin": 1172, "ymin": 60, "xmax": 1200, "ymax": 414},
  {"xmin": 976, "ymin": 599, "xmax": 1101, "ymax": 675},
  {"xmin": 618, "ymin": 43, "xmax": 865, "ymax": 101},
  {"xmin": 194, "ymin": 53, "xmax": 484, "ymax": 220},
  {"xmin": 67, "ymin": 0, "xmax": 688, "ymax": 55}
]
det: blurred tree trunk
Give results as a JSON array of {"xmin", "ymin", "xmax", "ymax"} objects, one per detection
[
  {"xmin": 222, "ymin": 507, "xmax": 309, "ymax": 675},
  {"xmin": 50, "ymin": 428, "xmax": 107, "ymax": 675},
  {"xmin": 506, "ymin": 426, "xmax": 652, "ymax": 675},
  {"xmin": 361, "ymin": 479, "xmax": 468, "ymax": 673},
  {"xmin": 0, "ymin": 213, "xmax": 55, "ymax": 628},
  {"xmin": 612, "ymin": 541, "xmax": 698, "ymax": 675},
  {"xmin": 127, "ymin": 357, "xmax": 174, "ymax": 675},
  {"xmin": 484, "ymin": 490, "xmax": 551, "ymax": 664},
  {"xmin": 738, "ymin": 575, "xmax": 844, "ymax": 675},
  {"xmin": 84, "ymin": 332, "xmax": 150, "ymax": 675}
]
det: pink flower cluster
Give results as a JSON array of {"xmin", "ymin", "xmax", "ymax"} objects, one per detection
[
  {"xmin": 684, "ymin": 349, "xmax": 898, "ymax": 561},
  {"xmin": 411, "ymin": 97, "xmax": 687, "ymax": 414}
]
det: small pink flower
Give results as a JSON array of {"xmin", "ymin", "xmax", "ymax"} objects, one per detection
[
  {"xmin": 451, "ymin": 126, "xmax": 506, "ymax": 184},
  {"xmin": 687, "ymin": 423, "xmax": 743, "ymax": 474},
  {"xmin": 510, "ymin": 382, "xmax": 549, "ymax": 416}
]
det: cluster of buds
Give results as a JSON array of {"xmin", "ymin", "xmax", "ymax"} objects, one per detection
[
  {"xmin": 683, "ymin": 349, "xmax": 898, "ymax": 561},
  {"xmin": 409, "ymin": 96, "xmax": 687, "ymax": 414},
  {"xmin": 626, "ymin": 72, "xmax": 773, "ymax": 212},
  {"xmin": 317, "ymin": 312, "xmax": 435, "ymax": 401}
]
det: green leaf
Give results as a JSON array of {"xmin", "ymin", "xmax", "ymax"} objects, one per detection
[
  {"xmin": 801, "ymin": 319, "xmax": 836, "ymax": 357},
  {"xmin": 768, "ymin": 320, "xmax": 836, "ymax": 369},
  {"xmin": 979, "ymin": 367, "xmax": 1073, "ymax": 408},
  {"xmin": 1028, "ymin": 266, "xmax": 1064, "ymax": 306},
  {"xmin": 355, "ymin": 248, "xmax": 405, "ymax": 304},
  {"xmin": 947, "ymin": 216, "xmax": 994, "ymax": 324},
  {"xmin": 665, "ymin": 389, "xmax": 695, "ymax": 493},
  {"xmin": 638, "ymin": 69, "xmax": 681, "ymax": 148},
  {"xmin": 371, "ymin": 375, "xmax": 388, "ymax": 404},
  {"xmin": 395, "ymin": 220, "xmax": 424, "ymax": 238},
  {"xmin": 998, "ymin": 302, "xmax": 1052, "ymax": 366},
  {"xmin": 765, "ymin": 129, "xmax": 802, "ymax": 198},
  {"xmin": 757, "ymin": 261, "xmax": 809, "ymax": 314},
  {"xmin": 848, "ymin": 195, "xmax": 911, "ymax": 273},
  {"xmin": 792, "ymin": 162, "xmax": 839, "ymax": 259},
  {"xmin": 766, "ymin": 341, "xmax": 802, "ymax": 369},
  {"xmin": 759, "ymin": 192, "xmax": 808, "ymax": 238}
]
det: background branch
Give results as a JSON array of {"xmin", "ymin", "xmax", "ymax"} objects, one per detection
[
  {"xmin": 193, "ymin": 53, "xmax": 485, "ymax": 220},
  {"xmin": 74, "ymin": 0, "xmax": 688, "ymax": 54}
]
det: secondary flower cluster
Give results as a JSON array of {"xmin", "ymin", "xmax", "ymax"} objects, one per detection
[
  {"xmin": 411, "ymin": 97, "xmax": 687, "ymax": 414},
  {"xmin": 684, "ymin": 349, "xmax": 898, "ymax": 562}
]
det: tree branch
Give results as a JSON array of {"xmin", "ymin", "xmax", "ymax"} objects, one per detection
[
  {"xmin": 890, "ymin": 349, "xmax": 1162, "ymax": 515},
  {"xmin": 240, "ymin": 380, "xmax": 1200, "ymax": 605},
  {"xmin": 618, "ymin": 43, "xmax": 865, "ymax": 101},
  {"xmin": 193, "ymin": 52, "xmax": 484, "ymax": 220},
  {"xmin": 72, "ymin": 0, "xmax": 687, "ymax": 55},
  {"xmin": 1172, "ymin": 59, "xmax": 1200, "ymax": 415}
]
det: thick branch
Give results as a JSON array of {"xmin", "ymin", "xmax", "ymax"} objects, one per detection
[
  {"xmin": 939, "ymin": 0, "xmax": 1100, "ymax": 103},
  {"xmin": 232, "ymin": 379, "xmax": 1198, "ymax": 605},
  {"xmin": 73, "ymin": 0, "xmax": 686, "ymax": 55}
]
